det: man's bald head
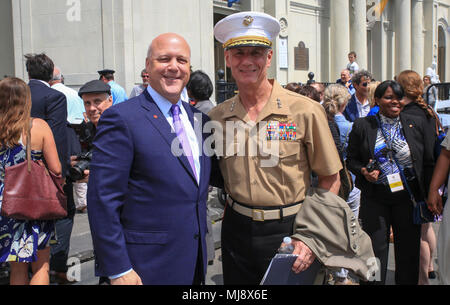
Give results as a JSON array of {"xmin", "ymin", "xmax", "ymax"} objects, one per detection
[
  {"xmin": 340, "ymin": 69, "xmax": 351, "ymax": 82},
  {"xmin": 147, "ymin": 33, "xmax": 191, "ymax": 59},
  {"xmin": 49, "ymin": 66, "xmax": 63, "ymax": 86}
]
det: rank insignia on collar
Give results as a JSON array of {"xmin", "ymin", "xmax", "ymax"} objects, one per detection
[{"xmin": 277, "ymin": 98, "xmax": 282, "ymax": 109}]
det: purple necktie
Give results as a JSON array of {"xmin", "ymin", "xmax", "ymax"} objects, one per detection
[{"xmin": 170, "ymin": 104, "xmax": 197, "ymax": 181}]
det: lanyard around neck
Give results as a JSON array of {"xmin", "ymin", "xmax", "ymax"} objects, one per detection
[{"xmin": 375, "ymin": 114, "xmax": 417, "ymax": 203}]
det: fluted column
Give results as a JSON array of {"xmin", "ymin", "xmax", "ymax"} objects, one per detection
[
  {"xmin": 411, "ymin": 0, "xmax": 424, "ymax": 75},
  {"xmin": 330, "ymin": 0, "xmax": 350, "ymax": 80},
  {"xmin": 350, "ymin": 0, "xmax": 367, "ymax": 70},
  {"xmin": 395, "ymin": 0, "xmax": 412, "ymax": 73}
]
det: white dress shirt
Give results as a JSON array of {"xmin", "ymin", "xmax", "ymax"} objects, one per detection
[
  {"xmin": 355, "ymin": 95, "xmax": 370, "ymax": 118},
  {"xmin": 147, "ymin": 85, "xmax": 201, "ymax": 183},
  {"xmin": 52, "ymin": 82, "xmax": 86, "ymax": 124}
]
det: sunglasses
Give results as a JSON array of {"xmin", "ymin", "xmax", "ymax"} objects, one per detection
[
  {"xmin": 141, "ymin": 74, "xmax": 150, "ymax": 78},
  {"xmin": 361, "ymin": 82, "xmax": 369, "ymax": 87}
]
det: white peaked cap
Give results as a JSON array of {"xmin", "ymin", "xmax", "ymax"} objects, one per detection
[{"xmin": 214, "ymin": 11, "xmax": 280, "ymax": 49}]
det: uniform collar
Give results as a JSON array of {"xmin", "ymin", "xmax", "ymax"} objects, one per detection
[{"xmin": 221, "ymin": 79, "xmax": 291, "ymax": 122}]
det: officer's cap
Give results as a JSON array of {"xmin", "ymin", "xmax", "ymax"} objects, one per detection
[
  {"xmin": 214, "ymin": 11, "xmax": 280, "ymax": 50},
  {"xmin": 78, "ymin": 80, "xmax": 111, "ymax": 98},
  {"xmin": 97, "ymin": 69, "xmax": 115, "ymax": 76}
]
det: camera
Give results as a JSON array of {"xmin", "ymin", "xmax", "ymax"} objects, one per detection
[
  {"xmin": 69, "ymin": 150, "xmax": 92, "ymax": 181},
  {"xmin": 71, "ymin": 121, "xmax": 95, "ymax": 151},
  {"xmin": 366, "ymin": 159, "xmax": 378, "ymax": 172}
]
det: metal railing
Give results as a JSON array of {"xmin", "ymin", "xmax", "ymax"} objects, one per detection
[
  {"xmin": 426, "ymin": 82, "xmax": 450, "ymax": 128},
  {"xmin": 216, "ymin": 80, "xmax": 238, "ymax": 104}
]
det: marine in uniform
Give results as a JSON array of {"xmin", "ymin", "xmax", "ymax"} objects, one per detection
[{"xmin": 209, "ymin": 11, "xmax": 343, "ymax": 284}]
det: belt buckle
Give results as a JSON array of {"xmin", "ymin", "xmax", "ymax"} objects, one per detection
[{"xmin": 252, "ymin": 209, "xmax": 265, "ymax": 221}]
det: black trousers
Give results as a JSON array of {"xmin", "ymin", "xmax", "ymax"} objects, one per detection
[
  {"xmin": 192, "ymin": 239, "xmax": 204, "ymax": 285},
  {"xmin": 50, "ymin": 183, "xmax": 75, "ymax": 273},
  {"xmin": 359, "ymin": 184, "xmax": 421, "ymax": 285},
  {"xmin": 221, "ymin": 204, "xmax": 297, "ymax": 285}
]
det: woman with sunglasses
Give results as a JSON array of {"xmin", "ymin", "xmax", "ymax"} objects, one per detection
[{"xmin": 346, "ymin": 80, "xmax": 435, "ymax": 284}]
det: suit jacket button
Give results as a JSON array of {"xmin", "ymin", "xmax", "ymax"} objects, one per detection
[{"xmin": 194, "ymin": 233, "xmax": 199, "ymax": 240}]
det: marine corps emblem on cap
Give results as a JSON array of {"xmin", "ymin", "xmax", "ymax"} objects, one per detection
[
  {"xmin": 214, "ymin": 11, "xmax": 280, "ymax": 50},
  {"xmin": 243, "ymin": 15, "xmax": 254, "ymax": 26}
]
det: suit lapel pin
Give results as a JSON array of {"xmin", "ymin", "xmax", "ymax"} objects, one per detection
[
  {"xmin": 154, "ymin": 115, "xmax": 158, "ymax": 119},
  {"xmin": 409, "ymin": 124, "xmax": 413, "ymax": 128}
]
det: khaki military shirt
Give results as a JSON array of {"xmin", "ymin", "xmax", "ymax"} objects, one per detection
[{"xmin": 208, "ymin": 80, "xmax": 342, "ymax": 206}]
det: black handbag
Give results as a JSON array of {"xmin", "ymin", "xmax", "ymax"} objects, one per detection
[
  {"xmin": 393, "ymin": 166, "xmax": 434, "ymax": 225},
  {"xmin": 412, "ymin": 200, "xmax": 435, "ymax": 225}
]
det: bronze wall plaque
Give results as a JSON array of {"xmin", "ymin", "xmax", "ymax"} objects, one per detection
[{"xmin": 294, "ymin": 42, "xmax": 309, "ymax": 71}]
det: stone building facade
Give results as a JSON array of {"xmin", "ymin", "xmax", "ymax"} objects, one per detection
[{"xmin": 0, "ymin": 0, "xmax": 448, "ymax": 101}]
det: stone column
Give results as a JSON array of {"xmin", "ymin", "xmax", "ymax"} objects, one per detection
[
  {"xmin": 411, "ymin": 0, "xmax": 424, "ymax": 75},
  {"xmin": 330, "ymin": 0, "xmax": 350, "ymax": 81},
  {"xmin": 395, "ymin": 0, "xmax": 412, "ymax": 73},
  {"xmin": 350, "ymin": 0, "xmax": 367, "ymax": 70}
]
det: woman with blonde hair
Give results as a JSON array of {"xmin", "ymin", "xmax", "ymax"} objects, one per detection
[
  {"xmin": 368, "ymin": 81, "xmax": 381, "ymax": 108},
  {"xmin": 0, "ymin": 77, "xmax": 61, "ymax": 285},
  {"xmin": 323, "ymin": 84, "xmax": 361, "ymax": 284},
  {"xmin": 323, "ymin": 84, "xmax": 352, "ymax": 156},
  {"xmin": 397, "ymin": 70, "xmax": 439, "ymax": 285}
]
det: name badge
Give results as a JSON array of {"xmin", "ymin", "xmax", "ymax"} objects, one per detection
[{"xmin": 387, "ymin": 173, "xmax": 404, "ymax": 192}]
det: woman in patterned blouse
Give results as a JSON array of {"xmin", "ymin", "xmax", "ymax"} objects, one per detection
[{"xmin": 346, "ymin": 80, "xmax": 435, "ymax": 285}]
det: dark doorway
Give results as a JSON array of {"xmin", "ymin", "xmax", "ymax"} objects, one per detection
[
  {"xmin": 214, "ymin": 13, "xmax": 235, "ymax": 83},
  {"xmin": 438, "ymin": 26, "xmax": 446, "ymax": 81}
]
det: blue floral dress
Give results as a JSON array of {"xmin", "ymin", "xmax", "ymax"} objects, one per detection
[{"xmin": 0, "ymin": 143, "xmax": 55, "ymax": 263}]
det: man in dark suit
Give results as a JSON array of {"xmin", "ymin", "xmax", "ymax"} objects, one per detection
[
  {"xmin": 343, "ymin": 70, "xmax": 372, "ymax": 122},
  {"xmin": 25, "ymin": 54, "xmax": 69, "ymax": 177},
  {"xmin": 25, "ymin": 54, "xmax": 72, "ymax": 284},
  {"xmin": 87, "ymin": 33, "xmax": 212, "ymax": 285}
]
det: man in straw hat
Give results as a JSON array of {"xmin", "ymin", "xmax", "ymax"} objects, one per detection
[{"xmin": 209, "ymin": 12, "xmax": 346, "ymax": 284}]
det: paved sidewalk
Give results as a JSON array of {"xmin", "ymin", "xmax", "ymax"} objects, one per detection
[{"xmin": 0, "ymin": 189, "xmax": 442, "ymax": 285}]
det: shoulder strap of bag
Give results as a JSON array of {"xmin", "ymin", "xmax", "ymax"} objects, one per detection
[
  {"xmin": 25, "ymin": 119, "xmax": 33, "ymax": 172},
  {"xmin": 375, "ymin": 114, "xmax": 418, "ymax": 206},
  {"xmin": 427, "ymin": 104, "xmax": 444, "ymax": 135}
]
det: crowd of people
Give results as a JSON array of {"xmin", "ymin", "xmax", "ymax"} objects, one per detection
[{"xmin": 0, "ymin": 10, "xmax": 448, "ymax": 286}]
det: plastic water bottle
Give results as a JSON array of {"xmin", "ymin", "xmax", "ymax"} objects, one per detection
[{"xmin": 278, "ymin": 236, "xmax": 294, "ymax": 254}]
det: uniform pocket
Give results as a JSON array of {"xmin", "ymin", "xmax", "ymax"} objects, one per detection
[
  {"xmin": 265, "ymin": 141, "xmax": 302, "ymax": 183},
  {"xmin": 280, "ymin": 142, "xmax": 303, "ymax": 182},
  {"xmin": 221, "ymin": 143, "xmax": 245, "ymax": 184}
]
